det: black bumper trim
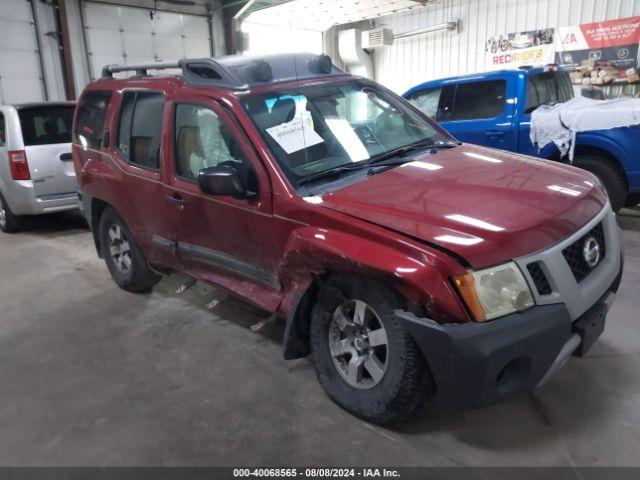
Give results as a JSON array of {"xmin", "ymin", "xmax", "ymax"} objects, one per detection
[
  {"xmin": 398, "ymin": 304, "xmax": 572, "ymax": 409},
  {"xmin": 397, "ymin": 255, "xmax": 623, "ymax": 409}
]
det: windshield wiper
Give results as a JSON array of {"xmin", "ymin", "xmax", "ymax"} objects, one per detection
[
  {"xmin": 298, "ymin": 164, "xmax": 368, "ymax": 186},
  {"xmin": 364, "ymin": 140, "xmax": 459, "ymax": 176},
  {"xmin": 298, "ymin": 139, "xmax": 458, "ymax": 186},
  {"xmin": 366, "ymin": 139, "xmax": 438, "ymax": 165}
]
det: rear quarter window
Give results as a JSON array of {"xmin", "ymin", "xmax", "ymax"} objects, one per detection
[
  {"xmin": 525, "ymin": 71, "xmax": 574, "ymax": 114},
  {"xmin": 18, "ymin": 106, "xmax": 75, "ymax": 146},
  {"xmin": 75, "ymin": 91, "xmax": 112, "ymax": 149},
  {"xmin": 117, "ymin": 91, "xmax": 165, "ymax": 169}
]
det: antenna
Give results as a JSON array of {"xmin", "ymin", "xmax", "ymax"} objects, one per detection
[{"xmin": 291, "ymin": 52, "xmax": 313, "ymax": 192}]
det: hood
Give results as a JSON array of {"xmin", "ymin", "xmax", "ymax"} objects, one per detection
[{"xmin": 319, "ymin": 145, "xmax": 607, "ymax": 268}]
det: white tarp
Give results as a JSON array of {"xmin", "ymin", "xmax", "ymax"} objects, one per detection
[{"xmin": 530, "ymin": 96, "xmax": 640, "ymax": 160}]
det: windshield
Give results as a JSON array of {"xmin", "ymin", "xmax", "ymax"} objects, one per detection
[
  {"xmin": 241, "ymin": 80, "xmax": 450, "ymax": 187},
  {"xmin": 18, "ymin": 106, "xmax": 75, "ymax": 146},
  {"xmin": 525, "ymin": 71, "xmax": 574, "ymax": 114}
]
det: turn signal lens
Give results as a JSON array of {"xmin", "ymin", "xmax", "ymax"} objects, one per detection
[
  {"xmin": 453, "ymin": 273, "xmax": 487, "ymax": 322},
  {"xmin": 8, "ymin": 150, "xmax": 30, "ymax": 181}
]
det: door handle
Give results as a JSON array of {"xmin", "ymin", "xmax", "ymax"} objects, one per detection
[
  {"xmin": 59, "ymin": 152, "xmax": 72, "ymax": 161},
  {"xmin": 485, "ymin": 131, "xmax": 505, "ymax": 138},
  {"xmin": 166, "ymin": 194, "xmax": 186, "ymax": 208}
]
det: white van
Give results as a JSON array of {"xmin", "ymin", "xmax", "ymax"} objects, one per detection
[{"xmin": 0, "ymin": 102, "xmax": 78, "ymax": 232}]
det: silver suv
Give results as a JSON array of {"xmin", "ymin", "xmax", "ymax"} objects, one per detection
[{"xmin": 0, "ymin": 102, "xmax": 78, "ymax": 232}]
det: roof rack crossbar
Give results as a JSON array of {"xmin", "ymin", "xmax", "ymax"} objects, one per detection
[
  {"xmin": 101, "ymin": 60, "xmax": 181, "ymax": 78},
  {"xmin": 100, "ymin": 58, "xmax": 241, "ymax": 88},
  {"xmin": 100, "ymin": 54, "xmax": 344, "ymax": 90}
]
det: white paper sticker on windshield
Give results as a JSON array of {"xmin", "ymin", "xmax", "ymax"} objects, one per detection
[{"xmin": 266, "ymin": 118, "xmax": 324, "ymax": 154}]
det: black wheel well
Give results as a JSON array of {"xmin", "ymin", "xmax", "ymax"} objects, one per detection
[
  {"xmin": 283, "ymin": 271, "xmax": 424, "ymax": 360},
  {"xmin": 90, "ymin": 198, "xmax": 110, "ymax": 258},
  {"xmin": 567, "ymin": 145, "xmax": 628, "ymax": 191}
]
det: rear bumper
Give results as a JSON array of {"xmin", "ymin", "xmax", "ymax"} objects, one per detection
[
  {"xmin": 33, "ymin": 192, "xmax": 79, "ymax": 214},
  {"xmin": 398, "ymin": 258, "xmax": 623, "ymax": 409},
  {"xmin": 4, "ymin": 182, "xmax": 78, "ymax": 215}
]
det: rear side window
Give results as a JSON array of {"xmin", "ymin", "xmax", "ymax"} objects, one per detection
[
  {"xmin": 19, "ymin": 106, "xmax": 74, "ymax": 146},
  {"xmin": 444, "ymin": 80, "xmax": 506, "ymax": 121},
  {"xmin": 117, "ymin": 91, "xmax": 165, "ymax": 169},
  {"xmin": 407, "ymin": 87, "xmax": 442, "ymax": 119},
  {"xmin": 75, "ymin": 91, "xmax": 111, "ymax": 149},
  {"xmin": 525, "ymin": 71, "xmax": 574, "ymax": 114}
]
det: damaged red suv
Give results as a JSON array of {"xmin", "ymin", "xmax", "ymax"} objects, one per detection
[{"xmin": 73, "ymin": 54, "xmax": 623, "ymax": 424}]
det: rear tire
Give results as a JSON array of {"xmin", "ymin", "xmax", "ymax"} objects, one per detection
[
  {"xmin": 0, "ymin": 193, "xmax": 24, "ymax": 233},
  {"xmin": 574, "ymin": 155, "xmax": 626, "ymax": 212},
  {"xmin": 98, "ymin": 207, "xmax": 161, "ymax": 292},
  {"xmin": 310, "ymin": 274, "xmax": 432, "ymax": 424}
]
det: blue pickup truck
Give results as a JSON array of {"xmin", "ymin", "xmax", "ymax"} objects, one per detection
[{"xmin": 404, "ymin": 67, "xmax": 640, "ymax": 211}]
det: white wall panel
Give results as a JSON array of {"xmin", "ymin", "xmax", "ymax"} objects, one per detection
[
  {"xmin": 242, "ymin": 22, "xmax": 324, "ymax": 56},
  {"xmin": 83, "ymin": 1, "xmax": 212, "ymax": 81},
  {"xmin": 0, "ymin": 0, "xmax": 45, "ymax": 103},
  {"xmin": 328, "ymin": 0, "xmax": 640, "ymax": 93}
]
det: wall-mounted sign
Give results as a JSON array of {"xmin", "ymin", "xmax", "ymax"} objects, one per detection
[
  {"xmin": 556, "ymin": 16, "xmax": 640, "ymax": 85},
  {"xmin": 485, "ymin": 17, "xmax": 640, "ymax": 84},
  {"xmin": 485, "ymin": 29, "xmax": 555, "ymax": 70}
]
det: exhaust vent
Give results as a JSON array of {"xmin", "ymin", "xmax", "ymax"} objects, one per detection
[{"xmin": 362, "ymin": 28, "xmax": 394, "ymax": 49}]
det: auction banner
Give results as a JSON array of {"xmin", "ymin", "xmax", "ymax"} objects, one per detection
[
  {"xmin": 555, "ymin": 16, "xmax": 640, "ymax": 84},
  {"xmin": 485, "ymin": 29, "xmax": 555, "ymax": 70}
]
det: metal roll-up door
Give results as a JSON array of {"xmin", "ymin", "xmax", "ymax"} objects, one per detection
[
  {"xmin": 0, "ymin": 0, "xmax": 46, "ymax": 103},
  {"xmin": 82, "ymin": 1, "xmax": 212, "ymax": 81}
]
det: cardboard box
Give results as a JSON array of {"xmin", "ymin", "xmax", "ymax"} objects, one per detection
[{"xmin": 570, "ymin": 71, "xmax": 585, "ymax": 84}]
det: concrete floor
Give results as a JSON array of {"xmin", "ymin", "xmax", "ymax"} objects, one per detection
[{"xmin": 0, "ymin": 209, "xmax": 639, "ymax": 467}]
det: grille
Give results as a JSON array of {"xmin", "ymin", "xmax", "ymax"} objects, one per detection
[
  {"xmin": 527, "ymin": 262, "xmax": 552, "ymax": 295},
  {"xmin": 562, "ymin": 223, "xmax": 606, "ymax": 283}
]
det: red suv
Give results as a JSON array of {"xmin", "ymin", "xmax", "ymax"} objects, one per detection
[{"xmin": 73, "ymin": 54, "xmax": 623, "ymax": 424}]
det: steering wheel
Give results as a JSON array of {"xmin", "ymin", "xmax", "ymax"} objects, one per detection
[{"xmin": 374, "ymin": 110, "xmax": 407, "ymax": 148}]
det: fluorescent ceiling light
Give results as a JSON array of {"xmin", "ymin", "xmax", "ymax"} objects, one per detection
[
  {"xmin": 400, "ymin": 160, "xmax": 443, "ymax": 171},
  {"xmin": 463, "ymin": 152, "xmax": 503, "ymax": 163},
  {"xmin": 547, "ymin": 185, "xmax": 581, "ymax": 197},
  {"xmin": 434, "ymin": 234, "xmax": 484, "ymax": 246},
  {"xmin": 445, "ymin": 214, "xmax": 505, "ymax": 232},
  {"xmin": 395, "ymin": 21, "xmax": 458, "ymax": 39}
]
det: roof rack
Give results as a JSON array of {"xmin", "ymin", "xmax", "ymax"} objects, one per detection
[{"xmin": 100, "ymin": 53, "xmax": 345, "ymax": 90}]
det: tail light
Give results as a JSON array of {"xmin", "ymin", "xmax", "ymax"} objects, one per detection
[{"xmin": 8, "ymin": 150, "xmax": 31, "ymax": 181}]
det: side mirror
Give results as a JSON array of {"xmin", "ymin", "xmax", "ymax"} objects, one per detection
[{"xmin": 196, "ymin": 165, "xmax": 256, "ymax": 200}]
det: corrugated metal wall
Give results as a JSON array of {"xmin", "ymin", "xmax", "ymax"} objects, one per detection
[{"xmin": 328, "ymin": 0, "xmax": 640, "ymax": 93}]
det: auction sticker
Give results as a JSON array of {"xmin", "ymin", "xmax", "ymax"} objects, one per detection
[{"xmin": 266, "ymin": 118, "xmax": 324, "ymax": 154}]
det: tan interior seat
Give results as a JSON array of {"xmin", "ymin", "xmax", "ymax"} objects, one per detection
[{"xmin": 177, "ymin": 126, "xmax": 204, "ymax": 179}]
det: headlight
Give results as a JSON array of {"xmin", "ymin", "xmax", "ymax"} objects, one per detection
[{"xmin": 453, "ymin": 262, "xmax": 534, "ymax": 321}]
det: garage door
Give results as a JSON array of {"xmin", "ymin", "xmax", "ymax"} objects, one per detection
[
  {"xmin": 82, "ymin": 1, "xmax": 212, "ymax": 81},
  {"xmin": 0, "ymin": 0, "xmax": 46, "ymax": 103}
]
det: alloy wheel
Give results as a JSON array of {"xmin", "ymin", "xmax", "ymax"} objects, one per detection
[
  {"xmin": 328, "ymin": 299, "xmax": 389, "ymax": 389},
  {"xmin": 107, "ymin": 224, "xmax": 132, "ymax": 274}
]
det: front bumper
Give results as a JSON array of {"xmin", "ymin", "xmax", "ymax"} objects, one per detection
[{"xmin": 397, "ymin": 258, "xmax": 623, "ymax": 409}]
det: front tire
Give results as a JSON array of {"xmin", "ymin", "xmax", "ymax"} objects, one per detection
[
  {"xmin": 310, "ymin": 274, "xmax": 432, "ymax": 424},
  {"xmin": 0, "ymin": 193, "xmax": 24, "ymax": 233},
  {"xmin": 574, "ymin": 155, "xmax": 626, "ymax": 212},
  {"xmin": 98, "ymin": 207, "xmax": 161, "ymax": 293}
]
